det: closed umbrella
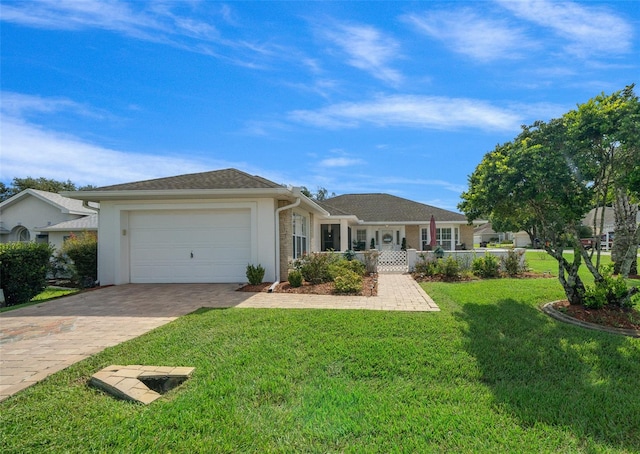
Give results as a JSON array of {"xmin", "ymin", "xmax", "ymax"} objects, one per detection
[{"xmin": 429, "ymin": 215, "xmax": 437, "ymax": 248}]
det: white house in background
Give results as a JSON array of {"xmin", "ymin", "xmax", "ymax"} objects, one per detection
[
  {"xmin": 65, "ymin": 168, "xmax": 474, "ymax": 286},
  {"xmin": 0, "ymin": 189, "xmax": 98, "ymax": 250},
  {"xmin": 473, "ymin": 223, "xmax": 531, "ymax": 248}
]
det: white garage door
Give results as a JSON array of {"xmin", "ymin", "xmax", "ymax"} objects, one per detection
[{"xmin": 129, "ymin": 209, "xmax": 251, "ymax": 283}]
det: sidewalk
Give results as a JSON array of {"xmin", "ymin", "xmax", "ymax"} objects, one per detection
[{"xmin": 0, "ymin": 274, "xmax": 438, "ymax": 401}]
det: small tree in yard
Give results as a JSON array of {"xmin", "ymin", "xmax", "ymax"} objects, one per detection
[{"xmin": 459, "ymin": 85, "xmax": 639, "ymax": 307}]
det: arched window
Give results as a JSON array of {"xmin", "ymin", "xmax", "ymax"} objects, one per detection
[{"xmin": 16, "ymin": 226, "xmax": 30, "ymax": 242}]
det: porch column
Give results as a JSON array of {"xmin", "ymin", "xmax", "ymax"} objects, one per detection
[{"xmin": 340, "ymin": 219, "xmax": 349, "ymax": 251}]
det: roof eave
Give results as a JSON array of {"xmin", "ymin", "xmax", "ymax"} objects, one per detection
[{"xmin": 62, "ymin": 187, "xmax": 298, "ymax": 202}]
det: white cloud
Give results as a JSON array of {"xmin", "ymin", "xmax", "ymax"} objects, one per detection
[
  {"xmin": 320, "ymin": 22, "xmax": 403, "ymax": 85},
  {"xmin": 0, "ymin": 116, "xmax": 211, "ymax": 186},
  {"xmin": 1, "ymin": 91, "xmax": 107, "ymax": 119},
  {"xmin": 0, "ymin": 92, "xmax": 239, "ymax": 186},
  {"xmin": 288, "ymin": 95, "xmax": 527, "ymax": 132},
  {"xmin": 319, "ymin": 157, "xmax": 364, "ymax": 168},
  {"xmin": 403, "ymin": 9, "xmax": 532, "ymax": 62},
  {"xmin": 0, "ymin": 0, "xmax": 277, "ymax": 67},
  {"xmin": 496, "ymin": 0, "xmax": 633, "ymax": 58}
]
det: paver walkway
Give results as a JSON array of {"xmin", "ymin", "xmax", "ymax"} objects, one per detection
[{"xmin": 0, "ymin": 274, "xmax": 438, "ymax": 402}]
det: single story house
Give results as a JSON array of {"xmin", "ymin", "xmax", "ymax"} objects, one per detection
[
  {"xmin": 65, "ymin": 168, "xmax": 473, "ymax": 286},
  {"xmin": 317, "ymin": 193, "xmax": 473, "ymax": 253},
  {"xmin": 0, "ymin": 189, "xmax": 98, "ymax": 250}
]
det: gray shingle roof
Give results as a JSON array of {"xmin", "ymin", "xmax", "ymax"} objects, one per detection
[
  {"xmin": 319, "ymin": 193, "xmax": 467, "ymax": 223},
  {"xmin": 39, "ymin": 214, "xmax": 98, "ymax": 232},
  {"xmin": 0, "ymin": 189, "xmax": 97, "ymax": 215},
  {"xmin": 93, "ymin": 168, "xmax": 285, "ymax": 191}
]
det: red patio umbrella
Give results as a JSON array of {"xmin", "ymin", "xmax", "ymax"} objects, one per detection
[{"xmin": 429, "ymin": 215, "xmax": 437, "ymax": 248}]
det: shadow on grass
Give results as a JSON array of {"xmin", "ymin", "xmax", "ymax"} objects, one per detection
[{"xmin": 456, "ymin": 299, "xmax": 640, "ymax": 450}]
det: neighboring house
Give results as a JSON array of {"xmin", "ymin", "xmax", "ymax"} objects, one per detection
[
  {"xmin": 37, "ymin": 214, "xmax": 99, "ymax": 251},
  {"xmin": 472, "ymin": 222, "xmax": 530, "ymax": 247},
  {"xmin": 0, "ymin": 189, "xmax": 97, "ymax": 250},
  {"xmin": 318, "ymin": 193, "xmax": 473, "ymax": 253},
  {"xmin": 65, "ymin": 168, "xmax": 474, "ymax": 286},
  {"xmin": 582, "ymin": 206, "xmax": 640, "ymax": 250}
]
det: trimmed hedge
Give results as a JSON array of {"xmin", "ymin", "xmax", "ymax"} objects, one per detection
[{"xmin": 0, "ymin": 242, "xmax": 54, "ymax": 306}]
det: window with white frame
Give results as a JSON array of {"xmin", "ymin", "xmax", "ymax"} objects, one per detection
[
  {"xmin": 437, "ymin": 227, "xmax": 453, "ymax": 250},
  {"xmin": 292, "ymin": 213, "xmax": 308, "ymax": 259}
]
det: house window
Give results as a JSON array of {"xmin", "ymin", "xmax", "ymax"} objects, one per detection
[
  {"xmin": 292, "ymin": 213, "xmax": 308, "ymax": 259},
  {"xmin": 36, "ymin": 234, "xmax": 49, "ymax": 244},
  {"xmin": 437, "ymin": 228, "xmax": 453, "ymax": 250},
  {"xmin": 16, "ymin": 227, "xmax": 30, "ymax": 242}
]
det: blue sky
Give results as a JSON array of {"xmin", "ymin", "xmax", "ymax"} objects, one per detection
[{"xmin": 1, "ymin": 1, "xmax": 638, "ymax": 211}]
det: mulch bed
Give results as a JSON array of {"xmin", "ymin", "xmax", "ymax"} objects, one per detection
[
  {"xmin": 552, "ymin": 300, "xmax": 640, "ymax": 330},
  {"xmin": 237, "ymin": 274, "xmax": 378, "ymax": 297}
]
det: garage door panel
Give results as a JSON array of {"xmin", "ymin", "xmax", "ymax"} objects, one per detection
[{"xmin": 129, "ymin": 209, "xmax": 252, "ymax": 283}]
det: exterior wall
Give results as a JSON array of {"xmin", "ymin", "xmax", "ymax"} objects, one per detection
[
  {"xmin": 97, "ymin": 198, "xmax": 276, "ymax": 286},
  {"xmin": 405, "ymin": 225, "xmax": 420, "ymax": 250},
  {"xmin": 0, "ymin": 196, "xmax": 82, "ymax": 243},
  {"xmin": 514, "ymin": 231, "xmax": 531, "ymax": 247},
  {"xmin": 460, "ymin": 224, "xmax": 474, "ymax": 249},
  {"xmin": 278, "ymin": 201, "xmax": 293, "ymax": 281}
]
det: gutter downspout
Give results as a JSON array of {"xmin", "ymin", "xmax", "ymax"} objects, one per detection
[
  {"xmin": 273, "ymin": 197, "xmax": 301, "ymax": 290},
  {"xmin": 83, "ymin": 200, "xmax": 99, "ymax": 212}
]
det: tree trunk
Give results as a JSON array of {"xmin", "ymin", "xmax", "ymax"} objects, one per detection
[
  {"xmin": 611, "ymin": 190, "xmax": 638, "ymax": 277},
  {"xmin": 547, "ymin": 246, "xmax": 586, "ymax": 305}
]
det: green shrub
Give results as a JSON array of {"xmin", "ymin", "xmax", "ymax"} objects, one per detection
[
  {"xmin": 329, "ymin": 259, "xmax": 365, "ymax": 280},
  {"xmin": 287, "ymin": 270, "xmax": 303, "ymax": 287},
  {"xmin": 583, "ymin": 285, "xmax": 607, "ymax": 309},
  {"xmin": 0, "ymin": 242, "xmax": 54, "ymax": 306},
  {"xmin": 502, "ymin": 249, "xmax": 525, "ymax": 277},
  {"xmin": 472, "ymin": 254, "xmax": 500, "ymax": 278},
  {"xmin": 293, "ymin": 253, "xmax": 337, "ymax": 284},
  {"xmin": 437, "ymin": 255, "xmax": 461, "ymax": 281},
  {"xmin": 582, "ymin": 265, "xmax": 636, "ymax": 309},
  {"xmin": 333, "ymin": 270, "xmax": 363, "ymax": 294},
  {"xmin": 61, "ymin": 232, "xmax": 97, "ymax": 287},
  {"xmin": 246, "ymin": 263, "xmax": 265, "ymax": 285},
  {"xmin": 415, "ymin": 255, "xmax": 439, "ymax": 277}
]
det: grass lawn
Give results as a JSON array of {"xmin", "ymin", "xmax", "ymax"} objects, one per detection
[
  {"xmin": 0, "ymin": 287, "xmax": 80, "ymax": 313},
  {"xmin": 525, "ymin": 250, "xmax": 640, "ymax": 287},
  {"xmin": 1, "ymin": 276, "xmax": 639, "ymax": 452}
]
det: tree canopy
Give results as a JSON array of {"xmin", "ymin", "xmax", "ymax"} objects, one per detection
[
  {"xmin": 300, "ymin": 186, "xmax": 336, "ymax": 201},
  {"xmin": 459, "ymin": 85, "xmax": 639, "ymax": 306},
  {"xmin": 0, "ymin": 177, "xmax": 96, "ymax": 202}
]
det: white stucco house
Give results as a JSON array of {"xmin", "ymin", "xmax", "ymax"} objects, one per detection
[
  {"xmin": 0, "ymin": 189, "xmax": 98, "ymax": 251},
  {"xmin": 64, "ymin": 168, "xmax": 473, "ymax": 286}
]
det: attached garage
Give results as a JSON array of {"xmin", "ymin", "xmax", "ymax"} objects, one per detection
[{"xmin": 128, "ymin": 209, "xmax": 251, "ymax": 283}]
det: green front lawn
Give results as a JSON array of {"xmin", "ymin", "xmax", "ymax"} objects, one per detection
[
  {"xmin": 0, "ymin": 287, "xmax": 80, "ymax": 313},
  {"xmin": 1, "ymin": 277, "xmax": 639, "ymax": 452}
]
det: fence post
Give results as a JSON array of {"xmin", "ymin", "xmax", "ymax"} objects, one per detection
[{"xmin": 407, "ymin": 249, "xmax": 417, "ymax": 272}]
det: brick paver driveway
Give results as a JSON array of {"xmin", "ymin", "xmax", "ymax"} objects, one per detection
[{"xmin": 0, "ymin": 274, "xmax": 438, "ymax": 401}]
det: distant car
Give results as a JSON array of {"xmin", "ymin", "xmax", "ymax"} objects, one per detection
[{"xmin": 580, "ymin": 238, "xmax": 594, "ymax": 249}]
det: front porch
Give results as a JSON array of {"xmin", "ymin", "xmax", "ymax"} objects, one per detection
[{"xmin": 317, "ymin": 221, "xmax": 473, "ymax": 253}]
